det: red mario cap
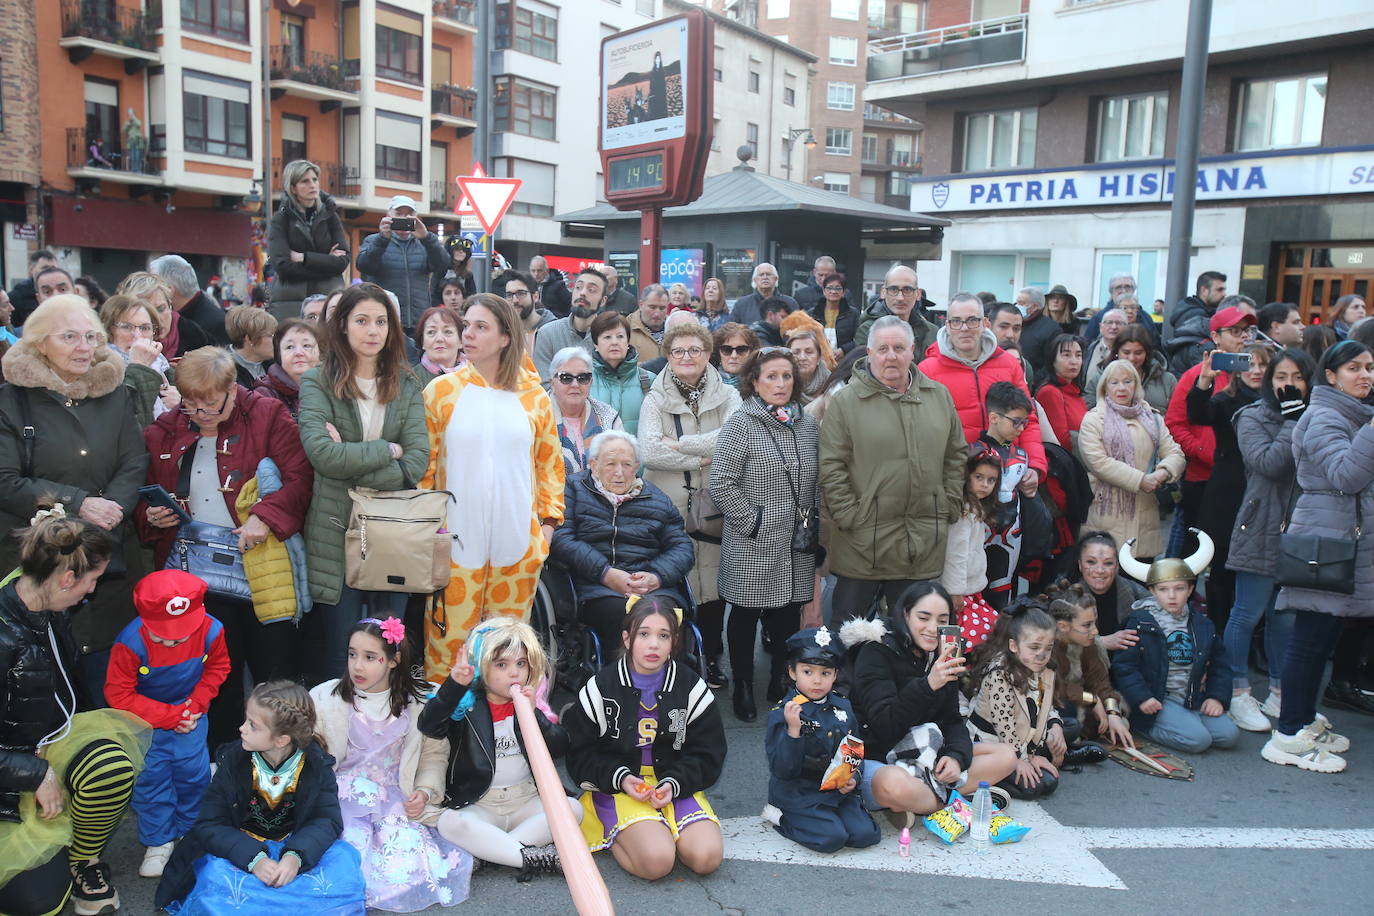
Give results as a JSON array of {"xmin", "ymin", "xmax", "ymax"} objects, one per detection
[
  {"xmin": 133, "ymin": 569, "xmax": 209, "ymax": 641},
  {"xmin": 1209, "ymin": 306, "xmax": 1256, "ymax": 333}
]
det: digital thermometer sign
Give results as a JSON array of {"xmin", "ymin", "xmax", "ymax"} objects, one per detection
[{"xmin": 608, "ymin": 153, "xmax": 666, "ymax": 194}]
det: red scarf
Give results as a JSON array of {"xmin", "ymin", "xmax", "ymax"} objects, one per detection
[{"xmin": 163, "ymin": 311, "xmax": 183, "ymax": 357}]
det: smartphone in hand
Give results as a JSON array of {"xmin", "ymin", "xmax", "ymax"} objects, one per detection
[{"xmin": 138, "ymin": 484, "xmax": 192, "ymax": 525}]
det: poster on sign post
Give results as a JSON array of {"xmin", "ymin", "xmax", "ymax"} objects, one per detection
[
  {"xmin": 602, "ymin": 19, "xmax": 690, "ymax": 152},
  {"xmin": 660, "ymin": 247, "xmax": 705, "ymax": 298}
]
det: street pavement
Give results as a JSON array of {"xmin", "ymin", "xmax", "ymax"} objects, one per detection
[{"xmin": 101, "ymin": 665, "xmax": 1374, "ymax": 915}]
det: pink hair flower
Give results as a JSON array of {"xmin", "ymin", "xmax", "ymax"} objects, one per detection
[{"xmin": 379, "ymin": 617, "xmax": 406, "ymax": 646}]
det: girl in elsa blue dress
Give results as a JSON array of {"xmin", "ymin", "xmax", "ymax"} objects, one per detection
[
  {"xmin": 154, "ymin": 680, "xmax": 364, "ymax": 915},
  {"xmin": 310, "ymin": 617, "xmax": 472, "ymax": 911}
]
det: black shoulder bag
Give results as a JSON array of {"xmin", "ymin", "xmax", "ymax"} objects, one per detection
[
  {"xmin": 1277, "ymin": 484, "xmax": 1361, "ymax": 595},
  {"xmin": 759, "ymin": 422, "xmax": 818, "ymax": 555}
]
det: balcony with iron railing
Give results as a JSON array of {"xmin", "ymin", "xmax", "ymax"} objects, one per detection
[
  {"xmin": 431, "ymin": 85, "xmax": 478, "ymax": 135},
  {"xmin": 429, "ymin": 180, "xmax": 457, "ymax": 213},
  {"xmin": 59, "ymin": 0, "xmax": 161, "ymax": 67},
  {"xmin": 270, "ymin": 158, "xmax": 361, "ymax": 200},
  {"xmin": 433, "ymin": 0, "xmax": 478, "ymax": 33},
  {"xmin": 867, "ymin": 15, "xmax": 1027, "ymax": 83},
  {"xmin": 66, "ymin": 127, "xmax": 164, "ymax": 185},
  {"xmin": 269, "ymin": 46, "xmax": 358, "ymax": 106}
]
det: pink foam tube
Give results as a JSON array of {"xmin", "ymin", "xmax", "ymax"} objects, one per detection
[{"xmin": 511, "ymin": 689, "xmax": 615, "ymax": 915}]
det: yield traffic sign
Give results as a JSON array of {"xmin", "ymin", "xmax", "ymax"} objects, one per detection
[
  {"xmin": 450, "ymin": 162, "xmax": 485, "ymax": 216},
  {"xmin": 456, "ymin": 173, "xmax": 522, "ymax": 236}
]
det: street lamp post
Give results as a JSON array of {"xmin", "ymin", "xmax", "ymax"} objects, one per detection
[{"xmin": 782, "ymin": 126, "xmax": 816, "ymax": 182}]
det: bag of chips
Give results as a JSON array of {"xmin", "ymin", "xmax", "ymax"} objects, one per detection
[
  {"xmin": 819, "ymin": 733, "xmax": 864, "ymax": 791},
  {"xmin": 989, "ymin": 812, "xmax": 1031, "ymax": 845},
  {"xmin": 922, "ymin": 791, "xmax": 972, "ymax": 844}
]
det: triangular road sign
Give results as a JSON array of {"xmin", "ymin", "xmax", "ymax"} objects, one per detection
[
  {"xmin": 456, "ymin": 175, "xmax": 522, "ymax": 236},
  {"xmin": 451, "ymin": 162, "xmax": 486, "ymax": 215}
]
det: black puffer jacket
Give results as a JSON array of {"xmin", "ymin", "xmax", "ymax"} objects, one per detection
[
  {"xmin": 841, "ymin": 611, "xmax": 973, "ymax": 767},
  {"xmin": 550, "ymin": 470, "xmax": 695, "ymax": 605},
  {"xmin": 0, "ymin": 581, "xmax": 89, "ymax": 822},
  {"xmin": 267, "ymin": 191, "xmax": 349, "ymax": 309},
  {"xmin": 806, "ymin": 299, "xmax": 859, "ymax": 353},
  {"xmin": 417, "ymin": 676, "xmax": 570, "ymax": 810}
]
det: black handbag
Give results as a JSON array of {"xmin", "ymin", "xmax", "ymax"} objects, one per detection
[
  {"xmin": 760, "ymin": 423, "xmax": 819, "ymax": 555},
  {"xmin": 1277, "ymin": 485, "xmax": 1361, "ymax": 596}
]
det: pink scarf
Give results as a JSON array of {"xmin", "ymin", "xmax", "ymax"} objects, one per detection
[{"xmin": 1099, "ymin": 398, "xmax": 1159, "ymax": 518}]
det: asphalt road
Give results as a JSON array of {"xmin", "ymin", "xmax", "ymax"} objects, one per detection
[{"xmin": 99, "ymin": 663, "xmax": 1374, "ymax": 916}]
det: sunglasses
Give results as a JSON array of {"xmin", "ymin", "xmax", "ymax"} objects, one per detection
[
  {"xmin": 555, "ymin": 372, "xmax": 593, "ymax": 385},
  {"xmin": 719, "ymin": 344, "xmax": 754, "ymax": 356}
]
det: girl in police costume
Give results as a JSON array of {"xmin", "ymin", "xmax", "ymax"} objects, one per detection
[{"xmin": 565, "ymin": 595, "xmax": 725, "ymax": 880}]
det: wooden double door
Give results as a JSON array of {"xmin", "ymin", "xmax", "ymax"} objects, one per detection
[{"xmin": 1276, "ymin": 244, "xmax": 1374, "ymax": 323}]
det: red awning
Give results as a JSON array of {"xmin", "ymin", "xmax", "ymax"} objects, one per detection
[{"xmin": 47, "ymin": 196, "xmax": 252, "ymax": 258}]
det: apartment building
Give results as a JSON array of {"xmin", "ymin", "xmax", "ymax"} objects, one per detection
[{"xmin": 866, "ymin": 0, "xmax": 1374, "ymax": 317}]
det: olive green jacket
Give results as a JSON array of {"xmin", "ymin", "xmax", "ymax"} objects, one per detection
[
  {"xmin": 817, "ymin": 360, "xmax": 966, "ymax": 581},
  {"xmin": 297, "ymin": 367, "xmax": 430, "ymax": 605}
]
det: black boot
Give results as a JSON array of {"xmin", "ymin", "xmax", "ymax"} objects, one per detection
[
  {"xmin": 733, "ymin": 680, "xmax": 757, "ymax": 722},
  {"xmin": 1064, "ymin": 743, "xmax": 1109, "ymax": 766},
  {"xmin": 517, "ymin": 843, "xmax": 562, "ymax": 882},
  {"xmin": 705, "ymin": 658, "xmax": 729, "ymax": 690},
  {"xmin": 766, "ymin": 653, "xmax": 789, "ymax": 704},
  {"xmin": 1323, "ymin": 681, "xmax": 1374, "ymax": 716}
]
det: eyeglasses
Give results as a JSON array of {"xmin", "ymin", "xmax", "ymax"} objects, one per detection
[
  {"xmin": 718, "ymin": 344, "xmax": 754, "ymax": 356},
  {"xmin": 179, "ymin": 390, "xmax": 231, "ymax": 417},
  {"xmin": 554, "ymin": 372, "xmax": 593, "ymax": 385},
  {"xmin": 113, "ymin": 322, "xmax": 155, "ymax": 335},
  {"xmin": 824, "ymin": 286, "xmax": 845, "ymax": 292},
  {"xmin": 669, "ymin": 346, "xmax": 706, "ymax": 359},
  {"xmin": 506, "ymin": 289, "xmax": 532, "ymax": 300},
  {"xmin": 885, "ymin": 285, "xmax": 918, "ymax": 296},
  {"xmin": 945, "ymin": 317, "xmax": 981, "ymax": 329},
  {"xmin": 993, "ymin": 412, "xmax": 1030, "ymax": 429},
  {"xmin": 49, "ymin": 330, "xmax": 104, "ymax": 347},
  {"xmin": 1110, "ymin": 284, "xmax": 1137, "ymax": 293},
  {"xmin": 1220, "ymin": 325, "xmax": 1254, "ymax": 337}
]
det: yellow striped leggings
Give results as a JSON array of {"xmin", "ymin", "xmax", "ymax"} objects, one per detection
[{"xmin": 0, "ymin": 739, "xmax": 136, "ymax": 916}]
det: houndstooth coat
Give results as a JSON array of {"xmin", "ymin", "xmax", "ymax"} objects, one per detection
[{"xmin": 710, "ymin": 396, "xmax": 820, "ymax": 608}]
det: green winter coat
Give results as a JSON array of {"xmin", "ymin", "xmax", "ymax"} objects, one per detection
[
  {"xmin": 818, "ymin": 360, "xmax": 966, "ymax": 582},
  {"xmin": 297, "ymin": 367, "xmax": 430, "ymax": 605}
]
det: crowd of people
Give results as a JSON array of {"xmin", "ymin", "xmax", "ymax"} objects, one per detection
[{"xmin": 0, "ymin": 158, "xmax": 1368, "ymax": 915}]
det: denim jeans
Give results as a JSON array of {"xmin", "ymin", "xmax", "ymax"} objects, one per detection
[
  {"xmin": 1225, "ymin": 572, "xmax": 1294, "ymax": 693},
  {"xmin": 1277, "ymin": 610, "xmax": 1345, "ymax": 735},
  {"xmin": 1148, "ymin": 697, "xmax": 1239, "ymax": 754}
]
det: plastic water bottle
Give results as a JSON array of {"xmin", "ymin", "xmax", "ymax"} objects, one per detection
[{"xmin": 971, "ymin": 781, "xmax": 992, "ymax": 854}]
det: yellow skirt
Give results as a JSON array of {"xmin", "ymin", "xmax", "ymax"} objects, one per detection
[
  {"xmin": 579, "ymin": 766, "xmax": 717, "ymax": 852},
  {"xmin": 0, "ymin": 709, "xmax": 151, "ymax": 887}
]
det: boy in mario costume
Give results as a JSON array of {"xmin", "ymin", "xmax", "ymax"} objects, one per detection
[{"xmin": 105, "ymin": 570, "xmax": 230, "ymax": 879}]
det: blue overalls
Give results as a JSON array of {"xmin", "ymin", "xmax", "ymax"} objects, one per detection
[
  {"xmin": 765, "ymin": 692, "xmax": 881, "ymax": 853},
  {"xmin": 117, "ymin": 619, "xmax": 222, "ymax": 846}
]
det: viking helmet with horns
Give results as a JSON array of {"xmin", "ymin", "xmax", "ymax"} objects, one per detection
[{"xmin": 1118, "ymin": 528, "xmax": 1214, "ymax": 587}]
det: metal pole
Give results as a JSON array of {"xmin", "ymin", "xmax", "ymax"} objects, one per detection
[
  {"xmin": 640, "ymin": 208, "xmax": 662, "ymax": 287},
  {"xmin": 261, "ymin": 0, "xmax": 272, "ymax": 217},
  {"xmin": 1162, "ymin": 0, "xmax": 1212, "ymax": 337},
  {"xmin": 472, "ymin": 0, "xmax": 492, "ymax": 293}
]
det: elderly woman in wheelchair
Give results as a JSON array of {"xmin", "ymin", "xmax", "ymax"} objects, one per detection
[{"xmin": 550, "ymin": 431, "xmax": 697, "ymax": 662}]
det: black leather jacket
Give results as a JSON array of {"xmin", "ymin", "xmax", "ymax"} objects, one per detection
[
  {"xmin": 0, "ymin": 581, "xmax": 89, "ymax": 822},
  {"xmin": 417, "ymin": 676, "xmax": 570, "ymax": 810}
]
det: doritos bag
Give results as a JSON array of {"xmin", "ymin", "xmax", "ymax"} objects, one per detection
[{"xmin": 819, "ymin": 733, "xmax": 864, "ymax": 791}]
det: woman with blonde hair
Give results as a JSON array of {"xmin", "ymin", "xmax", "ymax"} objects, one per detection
[
  {"xmin": 786, "ymin": 326, "xmax": 833, "ymax": 404},
  {"xmin": 225, "ymin": 304, "xmax": 278, "ymax": 388},
  {"xmin": 116, "ymin": 270, "xmax": 207, "ymax": 358},
  {"xmin": 267, "ymin": 158, "xmax": 349, "ymax": 321},
  {"xmin": 1077, "ymin": 359, "xmax": 1185, "ymax": 557},
  {"xmin": 422, "ymin": 293, "xmax": 564, "ymax": 678}
]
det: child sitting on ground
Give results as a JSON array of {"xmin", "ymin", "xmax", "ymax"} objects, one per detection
[
  {"xmin": 943, "ymin": 449, "xmax": 1002, "ymax": 651},
  {"xmin": 763, "ymin": 626, "xmax": 880, "ymax": 853},
  {"xmin": 1111, "ymin": 530, "xmax": 1239, "ymax": 754},
  {"xmin": 105, "ymin": 570, "xmax": 230, "ymax": 880},
  {"xmin": 975, "ymin": 382, "xmax": 1033, "ymax": 610},
  {"xmin": 1045, "ymin": 580, "xmax": 1134, "ymax": 754},
  {"xmin": 967, "ymin": 601, "xmax": 1065, "ymax": 800},
  {"xmin": 155, "ymin": 680, "xmax": 364, "ymax": 914}
]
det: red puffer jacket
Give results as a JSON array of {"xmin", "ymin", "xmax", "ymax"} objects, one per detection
[
  {"xmin": 139, "ymin": 386, "xmax": 314, "ymax": 567},
  {"xmin": 919, "ymin": 331, "xmax": 1047, "ymax": 475}
]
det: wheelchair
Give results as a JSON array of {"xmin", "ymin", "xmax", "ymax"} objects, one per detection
[{"xmin": 529, "ymin": 562, "xmax": 708, "ymax": 693}]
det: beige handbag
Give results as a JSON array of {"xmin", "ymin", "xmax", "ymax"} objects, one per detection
[{"xmin": 344, "ymin": 478, "xmax": 455, "ymax": 594}]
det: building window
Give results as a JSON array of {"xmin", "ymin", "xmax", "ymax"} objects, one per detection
[
  {"xmin": 830, "ymin": 0, "xmax": 860, "ymax": 21},
  {"xmin": 183, "ymin": 71, "xmax": 250, "ymax": 159},
  {"xmin": 859, "ymin": 175, "xmax": 877, "ymax": 202},
  {"xmin": 714, "ymin": 47, "xmax": 723, "ymax": 81},
  {"xmin": 828, "ymin": 36, "xmax": 858, "ymax": 66},
  {"xmin": 496, "ymin": 1, "xmax": 558, "ymax": 61},
  {"xmin": 1096, "ymin": 91, "xmax": 1167, "ymax": 161},
  {"xmin": 1237, "ymin": 73, "xmax": 1326, "ymax": 151},
  {"xmin": 746, "ymin": 122, "xmax": 759, "ymax": 158},
  {"xmin": 375, "ymin": 4, "xmax": 423, "ymax": 84},
  {"xmin": 888, "ymin": 171, "xmax": 915, "ymax": 196},
  {"xmin": 496, "ymin": 158, "xmax": 555, "ymax": 216},
  {"xmin": 85, "ymin": 78, "xmax": 120, "ymax": 158},
  {"xmin": 962, "ymin": 107, "xmax": 1036, "ymax": 171},
  {"xmin": 827, "ymin": 81, "xmax": 855, "ymax": 111},
  {"xmin": 281, "ymin": 114, "xmax": 307, "ymax": 165},
  {"xmin": 711, "ymin": 117, "xmax": 720, "ymax": 152},
  {"xmin": 861, "ymin": 133, "xmax": 878, "ymax": 162},
  {"xmin": 375, "ymin": 110, "xmax": 422, "ymax": 183},
  {"xmin": 280, "ymin": 14, "xmax": 306, "ymax": 69},
  {"xmin": 784, "ymin": 87, "xmax": 795, "ymax": 106},
  {"xmin": 494, "ymin": 76, "xmax": 556, "ymax": 139},
  {"xmin": 635, "ymin": 0, "xmax": 655, "ymax": 14},
  {"xmin": 748, "ymin": 69, "xmax": 761, "ymax": 93},
  {"xmin": 823, "ymin": 171, "xmax": 850, "ymax": 193},
  {"xmin": 767, "ymin": 0, "xmax": 789, "ymax": 16},
  {"xmin": 1096, "ymin": 250, "xmax": 1161, "ymax": 310},
  {"xmin": 957, "ymin": 252, "xmax": 1050, "ymax": 303},
  {"xmin": 825, "ymin": 127, "xmax": 852, "ymax": 156},
  {"xmin": 887, "ymin": 133, "xmax": 914, "ymax": 166},
  {"xmin": 181, "ymin": 0, "xmax": 248, "ymax": 42}
]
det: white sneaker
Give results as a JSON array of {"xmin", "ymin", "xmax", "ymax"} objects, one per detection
[
  {"xmin": 139, "ymin": 842, "xmax": 175, "ymax": 878},
  {"xmin": 1259, "ymin": 693, "xmax": 1281, "ymax": 718},
  {"xmin": 1309, "ymin": 714, "xmax": 1350, "ymax": 753},
  {"xmin": 1261, "ymin": 728, "xmax": 1346, "ymax": 773},
  {"xmin": 1229, "ymin": 693, "xmax": 1271, "ymax": 732},
  {"xmin": 761, "ymin": 804, "xmax": 782, "ymax": 827}
]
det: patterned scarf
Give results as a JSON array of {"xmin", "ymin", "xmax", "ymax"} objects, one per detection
[
  {"xmin": 670, "ymin": 370, "xmax": 707, "ymax": 416},
  {"xmin": 760, "ymin": 396, "xmax": 801, "ymax": 426},
  {"xmin": 1099, "ymin": 398, "xmax": 1159, "ymax": 518},
  {"xmin": 591, "ymin": 472, "xmax": 644, "ymax": 507}
]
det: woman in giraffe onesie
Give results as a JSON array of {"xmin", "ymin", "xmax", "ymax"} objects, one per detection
[{"xmin": 422, "ymin": 293, "xmax": 564, "ymax": 679}]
